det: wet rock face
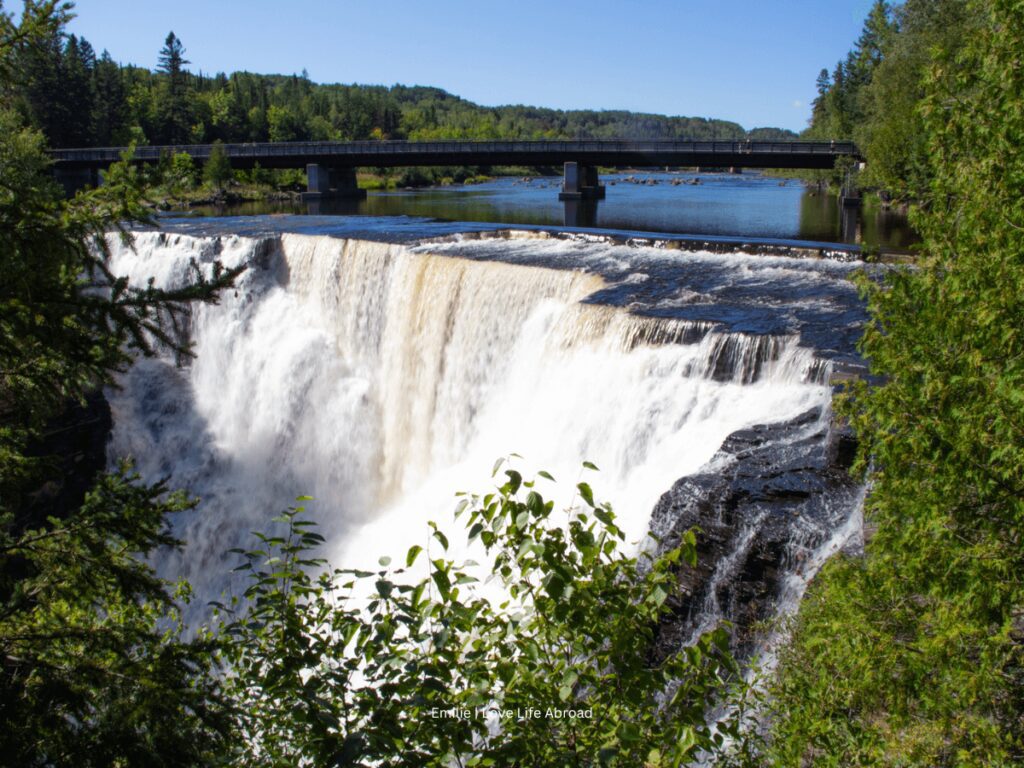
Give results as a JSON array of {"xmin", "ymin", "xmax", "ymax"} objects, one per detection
[{"xmin": 648, "ymin": 407, "xmax": 859, "ymax": 659}]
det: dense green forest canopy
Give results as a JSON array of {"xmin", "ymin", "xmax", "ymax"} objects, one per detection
[
  {"xmin": 802, "ymin": 0, "xmax": 974, "ymax": 199},
  {"xmin": 767, "ymin": 0, "xmax": 1024, "ymax": 763},
  {"xmin": 12, "ymin": 26, "xmax": 796, "ymax": 148}
]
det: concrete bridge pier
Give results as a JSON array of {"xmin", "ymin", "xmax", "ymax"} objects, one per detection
[
  {"xmin": 304, "ymin": 198, "xmax": 362, "ymax": 216},
  {"xmin": 302, "ymin": 164, "xmax": 366, "ymax": 200},
  {"xmin": 840, "ymin": 199, "xmax": 862, "ymax": 243},
  {"xmin": 839, "ymin": 180, "xmax": 863, "ymax": 243},
  {"xmin": 563, "ymin": 198, "xmax": 598, "ymax": 228},
  {"xmin": 559, "ymin": 162, "xmax": 605, "ymax": 200}
]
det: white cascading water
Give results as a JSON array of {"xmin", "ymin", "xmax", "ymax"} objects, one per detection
[
  {"xmin": 106, "ymin": 231, "xmax": 834, "ymax": 601},
  {"xmin": 754, "ymin": 486, "xmax": 865, "ymax": 674}
]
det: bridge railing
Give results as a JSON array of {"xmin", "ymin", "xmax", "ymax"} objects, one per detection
[{"xmin": 51, "ymin": 139, "xmax": 860, "ymax": 163}]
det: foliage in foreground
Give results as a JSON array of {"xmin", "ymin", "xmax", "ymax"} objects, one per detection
[
  {"xmin": 1, "ymin": 4, "xmax": 244, "ymax": 763},
  {"xmin": 0, "ymin": 467, "xmax": 232, "ymax": 765},
  {"xmin": 768, "ymin": 1, "xmax": 1024, "ymax": 764},
  {"xmin": 219, "ymin": 466, "xmax": 747, "ymax": 767}
]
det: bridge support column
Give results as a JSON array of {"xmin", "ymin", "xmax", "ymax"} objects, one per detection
[
  {"xmin": 559, "ymin": 162, "xmax": 605, "ymax": 200},
  {"xmin": 302, "ymin": 164, "xmax": 366, "ymax": 200},
  {"xmin": 839, "ymin": 177, "xmax": 863, "ymax": 242},
  {"xmin": 839, "ymin": 192, "xmax": 862, "ymax": 243},
  {"xmin": 563, "ymin": 199, "xmax": 598, "ymax": 228},
  {"xmin": 583, "ymin": 165, "xmax": 606, "ymax": 198}
]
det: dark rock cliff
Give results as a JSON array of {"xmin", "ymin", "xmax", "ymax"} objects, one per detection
[{"xmin": 649, "ymin": 406, "xmax": 859, "ymax": 659}]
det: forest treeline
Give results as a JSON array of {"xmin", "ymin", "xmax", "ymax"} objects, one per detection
[
  {"xmin": 802, "ymin": 0, "xmax": 972, "ymax": 200},
  {"xmin": 13, "ymin": 28, "xmax": 795, "ymax": 151}
]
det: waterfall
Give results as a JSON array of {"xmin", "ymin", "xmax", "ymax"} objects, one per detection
[{"xmin": 105, "ymin": 230, "xmax": 840, "ymax": 609}]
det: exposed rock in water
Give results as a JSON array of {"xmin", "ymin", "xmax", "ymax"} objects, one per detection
[{"xmin": 649, "ymin": 406, "xmax": 859, "ymax": 660}]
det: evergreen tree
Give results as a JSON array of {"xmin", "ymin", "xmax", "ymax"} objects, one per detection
[
  {"xmin": 59, "ymin": 34, "xmax": 94, "ymax": 146},
  {"xmin": 799, "ymin": 4, "xmax": 897, "ymax": 189},
  {"xmin": 826, "ymin": 61, "xmax": 849, "ymax": 137},
  {"xmin": 15, "ymin": 21, "xmax": 66, "ymax": 144},
  {"xmin": 156, "ymin": 31, "xmax": 191, "ymax": 143},
  {"xmin": 810, "ymin": 67, "xmax": 831, "ymax": 124},
  {"xmin": 847, "ymin": 0, "xmax": 894, "ymax": 89},
  {"xmin": 91, "ymin": 51, "xmax": 130, "ymax": 145},
  {"xmin": 859, "ymin": 0, "xmax": 973, "ymax": 198},
  {"xmin": 1, "ymin": 4, "xmax": 242, "ymax": 762}
]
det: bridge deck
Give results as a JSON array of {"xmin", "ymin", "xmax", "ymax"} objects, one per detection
[{"xmin": 51, "ymin": 139, "xmax": 860, "ymax": 171}]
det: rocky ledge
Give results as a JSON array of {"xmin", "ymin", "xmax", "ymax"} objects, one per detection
[{"xmin": 648, "ymin": 407, "xmax": 860, "ymax": 660}]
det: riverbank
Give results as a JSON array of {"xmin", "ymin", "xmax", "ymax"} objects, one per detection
[
  {"xmin": 146, "ymin": 183, "xmax": 301, "ymax": 211},
  {"xmin": 145, "ymin": 166, "xmax": 537, "ymax": 209}
]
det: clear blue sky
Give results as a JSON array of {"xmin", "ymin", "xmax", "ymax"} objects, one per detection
[{"xmin": 67, "ymin": 0, "xmax": 875, "ymax": 132}]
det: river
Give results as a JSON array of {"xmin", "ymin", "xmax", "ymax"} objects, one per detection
[{"xmin": 184, "ymin": 170, "xmax": 917, "ymax": 251}]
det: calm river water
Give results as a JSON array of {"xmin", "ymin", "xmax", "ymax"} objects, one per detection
[{"xmin": 189, "ymin": 171, "xmax": 917, "ymax": 250}]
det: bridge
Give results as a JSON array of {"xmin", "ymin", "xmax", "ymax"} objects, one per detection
[{"xmin": 50, "ymin": 139, "xmax": 861, "ymax": 200}]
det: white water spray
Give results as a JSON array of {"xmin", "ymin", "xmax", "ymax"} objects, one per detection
[{"xmin": 106, "ymin": 231, "xmax": 835, "ymax": 600}]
